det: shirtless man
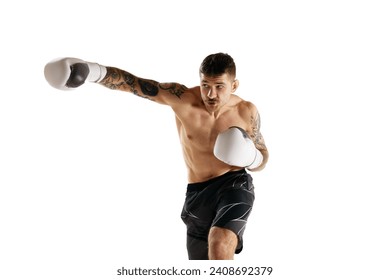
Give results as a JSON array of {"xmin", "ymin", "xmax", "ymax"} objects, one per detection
[{"xmin": 44, "ymin": 53, "xmax": 268, "ymax": 260}]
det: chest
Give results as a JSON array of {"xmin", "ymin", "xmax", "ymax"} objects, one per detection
[{"xmin": 176, "ymin": 107, "xmax": 247, "ymax": 150}]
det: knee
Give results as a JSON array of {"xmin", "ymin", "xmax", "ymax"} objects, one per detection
[{"xmin": 209, "ymin": 239, "xmax": 233, "ymax": 259}]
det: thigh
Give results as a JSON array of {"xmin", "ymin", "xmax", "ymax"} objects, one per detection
[
  {"xmin": 208, "ymin": 226, "xmax": 238, "ymax": 247},
  {"xmin": 208, "ymin": 226, "xmax": 238, "ymax": 260},
  {"xmin": 212, "ymin": 177, "xmax": 255, "ymax": 253},
  {"xmin": 181, "ymin": 188, "xmax": 218, "ymax": 240}
]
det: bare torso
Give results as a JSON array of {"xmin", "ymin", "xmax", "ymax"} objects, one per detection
[
  {"xmin": 172, "ymin": 86, "xmax": 251, "ymax": 183},
  {"xmin": 99, "ymin": 67, "xmax": 267, "ymax": 183}
]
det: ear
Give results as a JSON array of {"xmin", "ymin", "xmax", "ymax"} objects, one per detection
[{"xmin": 232, "ymin": 79, "xmax": 239, "ymax": 92}]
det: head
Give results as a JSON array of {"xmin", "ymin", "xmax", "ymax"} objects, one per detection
[{"xmin": 199, "ymin": 53, "xmax": 239, "ymax": 113}]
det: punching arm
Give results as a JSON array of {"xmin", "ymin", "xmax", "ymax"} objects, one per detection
[
  {"xmin": 99, "ymin": 67, "xmax": 188, "ymax": 104},
  {"xmin": 44, "ymin": 57, "xmax": 188, "ymax": 105}
]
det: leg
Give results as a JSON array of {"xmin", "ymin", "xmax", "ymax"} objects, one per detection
[{"xmin": 208, "ymin": 226, "xmax": 238, "ymax": 260}]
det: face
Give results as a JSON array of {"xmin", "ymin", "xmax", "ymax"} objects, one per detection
[{"xmin": 200, "ymin": 73, "xmax": 238, "ymax": 113}]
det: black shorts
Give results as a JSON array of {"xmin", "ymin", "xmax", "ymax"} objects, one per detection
[{"xmin": 181, "ymin": 169, "xmax": 255, "ymax": 260}]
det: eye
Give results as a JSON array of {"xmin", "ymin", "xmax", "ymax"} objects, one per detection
[{"xmin": 202, "ymin": 84, "xmax": 209, "ymax": 88}]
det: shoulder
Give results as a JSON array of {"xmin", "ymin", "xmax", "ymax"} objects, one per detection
[
  {"xmin": 234, "ymin": 96, "xmax": 258, "ymax": 117},
  {"xmin": 187, "ymin": 85, "xmax": 200, "ymax": 96},
  {"xmin": 162, "ymin": 84, "xmax": 200, "ymax": 105},
  {"xmin": 167, "ymin": 86, "xmax": 202, "ymax": 115},
  {"xmin": 181, "ymin": 85, "xmax": 201, "ymax": 104}
]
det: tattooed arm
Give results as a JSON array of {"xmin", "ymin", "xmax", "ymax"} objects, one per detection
[
  {"xmin": 245, "ymin": 102, "xmax": 269, "ymax": 171},
  {"xmin": 99, "ymin": 67, "xmax": 188, "ymax": 105}
]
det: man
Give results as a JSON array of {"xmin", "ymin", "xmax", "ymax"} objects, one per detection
[{"xmin": 44, "ymin": 53, "xmax": 268, "ymax": 260}]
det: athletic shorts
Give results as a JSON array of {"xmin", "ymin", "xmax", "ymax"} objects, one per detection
[{"xmin": 181, "ymin": 169, "xmax": 255, "ymax": 260}]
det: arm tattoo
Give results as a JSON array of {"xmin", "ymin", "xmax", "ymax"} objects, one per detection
[
  {"xmin": 100, "ymin": 67, "xmax": 157, "ymax": 100},
  {"xmin": 251, "ymin": 112, "xmax": 267, "ymax": 150},
  {"xmin": 100, "ymin": 67, "xmax": 187, "ymax": 102},
  {"xmin": 159, "ymin": 83, "xmax": 188, "ymax": 99},
  {"xmin": 139, "ymin": 79, "xmax": 159, "ymax": 96},
  {"xmin": 101, "ymin": 67, "xmax": 127, "ymax": 90}
]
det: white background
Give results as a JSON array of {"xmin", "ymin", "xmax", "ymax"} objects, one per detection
[{"xmin": 1, "ymin": 0, "xmax": 389, "ymax": 279}]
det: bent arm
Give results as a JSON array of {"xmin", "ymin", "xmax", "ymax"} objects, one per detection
[
  {"xmin": 99, "ymin": 67, "xmax": 188, "ymax": 105},
  {"xmin": 247, "ymin": 105, "xmax": 269, "ymax": 172}
]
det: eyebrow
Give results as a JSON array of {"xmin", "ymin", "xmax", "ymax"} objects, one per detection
[{"xmin": 201, "ymin": 79, "xmax": 226, "ymax": 85}]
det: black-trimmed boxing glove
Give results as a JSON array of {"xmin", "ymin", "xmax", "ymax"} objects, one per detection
[{"xmin": 44, "ymin": 57, "xmax": 107, "ymax": 90}]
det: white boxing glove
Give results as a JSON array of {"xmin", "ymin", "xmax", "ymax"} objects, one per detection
[
  {"xmin": 214, "ymin": 127, "xmax": 263, "ymax": 169},
  {"xmin": 44, "ymin": 57, "xmax": 107, "ymax": 90}
]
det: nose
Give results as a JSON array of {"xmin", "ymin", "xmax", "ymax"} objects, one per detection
[{"xmin": 207, "ymin": 88, "xmax": 217, "ymax": 99}]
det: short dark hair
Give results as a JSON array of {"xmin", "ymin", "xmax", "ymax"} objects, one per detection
[{"xmin": 199, "ymin": 53, "xmax": 236, "ymax": 78}]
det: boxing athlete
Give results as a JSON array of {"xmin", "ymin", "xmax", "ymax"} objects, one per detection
[{"xmin": 44, "ymin": 53, "xmax": 269, "ymax": 260}]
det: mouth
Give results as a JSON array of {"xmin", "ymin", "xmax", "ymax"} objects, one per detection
[{"xmin": 206, "ymin": 100, "xmax": 218, "ymax": 105}]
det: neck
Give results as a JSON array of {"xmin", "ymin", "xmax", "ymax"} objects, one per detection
[{"xmin": 205, "ymin": 105, "xmax": 224, "ymax": 118}]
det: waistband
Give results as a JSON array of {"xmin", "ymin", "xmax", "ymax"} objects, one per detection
[{"xmin": 187, "ymin": 169, "xmax": 246, "ymax": 192}]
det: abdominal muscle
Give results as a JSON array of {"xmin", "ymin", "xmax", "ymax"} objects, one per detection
[
  {"xmin": 178, "ymin": 120, "xmax": 242, "ymax": 183},
  {"xmin": 183, "ymin": 147, "xmax": 241, "ymax": 183}
]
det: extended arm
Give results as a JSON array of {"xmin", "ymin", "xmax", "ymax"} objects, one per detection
[
  {"xmin": 44, "ymin": 57, "xmax": 188, "ymax": 106},
  {"xmin": 99, "ymin": 67, "xmax": 188, "ymax": 105}
]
